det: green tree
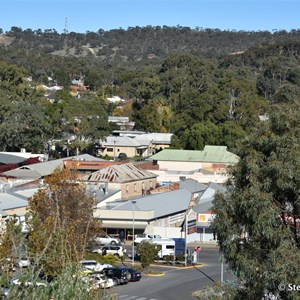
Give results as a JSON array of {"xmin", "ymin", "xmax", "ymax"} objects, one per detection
[
  {"xmin": 212, "ymin": 103, "xmax": 300, "ymax": 299},
  {"xmin": 137, "ymin": 242, "xmax": 159, "ymax": 269}
]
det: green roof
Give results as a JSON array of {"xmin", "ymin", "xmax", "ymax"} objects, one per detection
[{"xmin": 149, "ymin": 145, "xmax": 239, "ymax": 164}]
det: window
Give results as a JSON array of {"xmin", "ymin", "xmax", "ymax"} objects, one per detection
[
  {"xmin": 166, "ymin": 245, "xmax": 175, "ymax": 249},
  {"xmin": 126, "ymin": 184, "xmax": 129, "ymax": 193},
  {"xmin": 107, "ymin": 148, "xmax": 113, "ymax": 152},
  {"xmin": 134, "ymin": 183, "xmax": 137, "ymax": 192},
  {"xmin": 149, "ymin": 181, "xmax": 152, "ymax": 188},
  {"xmin": 142, "ymin": 182, "xmax": 145, "ymax": 190}
]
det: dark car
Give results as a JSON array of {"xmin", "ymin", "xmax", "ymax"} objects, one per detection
[
  {"xmin": 119, "ymin": 267, "xmax": 142, "ymax": 282},
  {"xmin": 102, "ymin": 267, "xmax": 130, "ymax": 286}
]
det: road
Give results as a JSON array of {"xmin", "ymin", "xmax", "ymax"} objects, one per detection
[{"xmin": 107, "ymin": 247, "xmax": 234, "ymax": 300}]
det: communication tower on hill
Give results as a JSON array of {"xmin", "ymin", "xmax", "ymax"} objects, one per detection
[{"xmin": 64, "ymin": 17, "xmax": 68, "ymax": 34}]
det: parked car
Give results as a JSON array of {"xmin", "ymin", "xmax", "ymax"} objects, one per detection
[
  {"xmin": 93, "ymin": 245, "xmax": 126, "ymax": 258},
  {"xmin": 118, "ymin": 153, "xmax": 127, "ymax": 160},
  {"xmin": 15, "ymin": 257, "xmax": 31, "ymax": 268},
  {"xmin": 102, "ymin": 267, "xmax": 130, "ymax": 286},
  {"xmin": 82, "ymin": 274, "xmax": 114, "ymax": 290},
  {"xmin": 79, "ymin": 260, "xmax": 113, "ymax": 272},
  {"xmin": 12, "ymin": 278, "xmax": 47, "ymax": 287},
  {"xmin": 134, "ymin": 234, "xmax": 162, "ymax": 244},
  {"xmin": 94, "ymin": 234, "xmax": 120, "ymax": 245},
  {"xmin": 119, "ymin": 267, "xmax": 142, "ymax": 282}
]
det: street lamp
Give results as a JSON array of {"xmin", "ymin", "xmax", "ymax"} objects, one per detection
[
  {"xmin": 113, "ymin": 140, "xmax": 116, "ymax": 161},
  {"xmin": 132, "ymin": 200, "xmax": 136, "ymax": 266}
]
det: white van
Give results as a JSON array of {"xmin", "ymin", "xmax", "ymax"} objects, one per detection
[
  {"xmin": 147, "ymin": 238, "xmax": 175, "ymax": 259},
  {"xmin": 134, "ymin": 234, "xmax": 161, "ymax": 244}
]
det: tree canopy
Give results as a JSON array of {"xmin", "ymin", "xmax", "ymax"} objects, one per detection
[
  {"xmin": 27, "ymin": 168, "xmax": 102, "ymax": 276},
  {"xmin": 212, "ymin": 103, "xmax": 300, "ymax": 299}
]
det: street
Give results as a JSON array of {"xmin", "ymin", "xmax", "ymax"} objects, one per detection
[{"xmin": 108, "ymin": 247, "xmax": 234, "ymax": 300}]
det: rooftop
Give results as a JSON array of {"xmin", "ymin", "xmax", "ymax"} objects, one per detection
[
  {"xmin": 83, "ymin": 163, "xmax": 157, "ymax": 183},
  {"xmin": 149, "ymin": 145, "xmax": 239, "ymax": 164}
]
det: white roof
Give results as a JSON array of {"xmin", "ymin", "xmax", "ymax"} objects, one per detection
[
  {"xmin": 134, "ymin": 133, "xmax": 173, "ymax": 144},
  {"xmin": 107, "ymin": 96, "xmax": 126, "ymax": 103},
  {"xmin": 101, "ymin": 136, "xmax": 141, "ymax": 147}
]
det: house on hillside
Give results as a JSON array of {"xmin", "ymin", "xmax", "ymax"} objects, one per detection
[
  {"xmin": 99, "ymin": 136, "xmax": 152, "ymax": 158},
  {"xmin": 133, "ymin": 133, "xmax": 173, "ymax": 153},
  {"xmin": 82, "ymin": 163, "xmax": 158, "ymax": 200},
  {"xmin": 108, "ymin": 116, "xmax": 135, "ymax": 130}
]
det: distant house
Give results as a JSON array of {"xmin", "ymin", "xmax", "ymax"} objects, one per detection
[
  {"xmin": 107, "ymin": 96, "xmax": 126, "ymax": 103},
  {"xmin": 82, "ymin": 163, "xmax": 157, "ymax": 200},
  {"xmin": 149, "ymin": 145, "xmax": 239, "ymax": 172},
  {"xmin": 99, "ymin": 136, "xmax": 151, "ymax": 158},
  {"xmin": 108, "ymin": 116, "xmax": 135, "ymax": 130},
  {"xmin": 133, "ymin": 133, "xmax": 173, "ymax": 153}
]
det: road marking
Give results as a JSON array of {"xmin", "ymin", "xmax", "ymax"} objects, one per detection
[{"xmin": 117, "ymin": 295, "xmax": 156, "ymax": 300}]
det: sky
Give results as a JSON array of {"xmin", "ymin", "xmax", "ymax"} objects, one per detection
[{"xmin": 0, "ymin": 0, "xmax": 299, "ymax": 34}]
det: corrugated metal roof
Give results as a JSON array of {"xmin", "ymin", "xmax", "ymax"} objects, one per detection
[
  {"xmin": 134, "ymin": 133, "xmax": 173, "ymax": 144},
  {"xmin": 0, "ymin": 153, "xmax": 26, "ymax": 164},
  {"xmin": 149, "ymin": 145, "xmax": 239, "ymax": 164},
  {"xmin": 178, "ymin": 179, "xmax": 207, "ymax": 193},
  {"xmin": 192, "ymin": 199, "xmax": 214, "ymax": 214},
  {"xmin": 83, "ymin": 163, "xmax": 157, "ymax": 183},
  {"xmin": 101, "ymin": 136, "xmax": 141, "ymax": 147},
  {"xmin": 0, "ymin": 193, "xmax": 28, "ymax": 210},
  {"xmin": 3, "ymin": 154, "xmax": 104, "ymax": 179},
  {"xmin": 111, "ymin": 188, "xmax": 192, "ymax": 219}
]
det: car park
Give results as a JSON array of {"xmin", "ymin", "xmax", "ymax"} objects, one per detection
[
  {"xmin": 118, "ymin": 267, "xmax": 142, "ymax": 282},
  {"xmin": 102, "ymin": 267, "xmax": 130, "ymax": 286}
]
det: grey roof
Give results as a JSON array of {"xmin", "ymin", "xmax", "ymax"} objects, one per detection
[
  {"xmin": 101, "ymin": 136, "xmax": 141, "ymax": 147},
  {"xmin": 192, "ymin": 198, "xmax": 214, "ymax": 214},
  {"xmin": 0, "ymin": 209, "xmax": 8, "ymax": 217},
  {"xmin": 0, "ymin": 192, "xmax": 28, "ymax": 210},
  {"xmin": 199, "ymin": 182, "xmax": 226, "ymax": 200},
  {"xmin": 3, "ymin": 169, "xmax": 42, "ymax": 180},
  {"xmin": 0, "ymin": 153, "xmax": 26, "ymax": 164},
  {"xmin": 3, "ymin": 154, "xmax": 104, "ymax": 179},
  {"xmin": 134, "ymin": 133, "xmax": 173, "ymax": 145},
  {"xmin": 83, "ymin": 163, "xmax": 157, "ymax": 183},
  {"xmin": 178, "ymin": 179, "xmax": 207, "ymax": 193},
  {"xmin": 86, "ymin": 184, "xmax": 121, "ymax": 203},
  {"xmin": 111, "ymin": 188, "xmax": 191, "ymax": 219}
]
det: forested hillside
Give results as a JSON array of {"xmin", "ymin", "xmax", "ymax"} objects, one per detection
[{"xmin": 0, "ymin": 26, "xmax": 299, "ymax": 155}]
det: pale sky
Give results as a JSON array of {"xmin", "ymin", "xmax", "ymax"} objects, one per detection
[{"xmin": 0, "ymin": 0, "xmax": 299, "ymax": 33}]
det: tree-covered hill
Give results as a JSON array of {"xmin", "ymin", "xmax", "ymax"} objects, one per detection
[
  {"xmin": 2, "ymin": 26, "xmax": 300, "ymax": 62},
  {"xmin": 0, "ymin": 26, "xmax": 300, "ymax": 155}
]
